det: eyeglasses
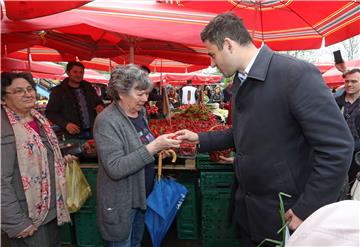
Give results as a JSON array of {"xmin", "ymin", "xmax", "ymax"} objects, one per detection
[
  {"xmin": 344, "ymin": 80, "xmax": 359, "ymax": 84},
  {"xmin": 5, "ymin": 87, "xmax": 35, "ymax": 96}
]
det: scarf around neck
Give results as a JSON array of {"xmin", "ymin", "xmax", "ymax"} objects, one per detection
[{"xmin": 3, "ymin": 106, "xmax": 71, "ymax": 226}]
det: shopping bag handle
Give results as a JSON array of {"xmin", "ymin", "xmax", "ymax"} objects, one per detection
[{"xmin": 157, "ymin": 149, "xmax": 177, "ymax": 181}]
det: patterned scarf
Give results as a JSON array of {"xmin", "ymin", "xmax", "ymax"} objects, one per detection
[{"xmin": 3, "ymin": 106, "xmax": 71, "ymax": 227}]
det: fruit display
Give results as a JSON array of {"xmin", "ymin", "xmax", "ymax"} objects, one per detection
[
  {"xmin": 146, "ymin": 104, "xmax": 159, "ymax": 116},
  {"xmin": 148, "ymin": 104, "xmax": 228, "ymax": 157},
  {"xmin": 83, "ymin": 139, "xmax": 97, "ymax": 157}
]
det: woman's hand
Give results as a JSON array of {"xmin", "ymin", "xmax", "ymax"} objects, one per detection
[
  {"xmin": 16, "ymin": 224, "xmax": 37, "ymax": 239},
  {"xmin": 64, "ymin": 154, "xmax": 78, "ymax": 164},
  {"xmin": 146, "ymin": 133, "xmax": 181, "ymax": 155}
]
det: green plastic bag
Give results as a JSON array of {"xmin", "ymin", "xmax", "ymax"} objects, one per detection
[{"xmin": 65, "ymin": 160, "xmax": 92, "ymax": 213}]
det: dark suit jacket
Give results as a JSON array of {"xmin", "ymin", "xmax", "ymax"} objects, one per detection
[{"xmin": 198, "ymin": 46, "xmax": 354, "ymax": 242}]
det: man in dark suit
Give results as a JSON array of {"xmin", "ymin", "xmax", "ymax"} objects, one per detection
[
  {"xmin": 335, "ymin": 68, "xmax": 360, "ymax": 191},
  {"xmin": 176, "ymin": 13, "xmax": 354, "ymax": 246}
]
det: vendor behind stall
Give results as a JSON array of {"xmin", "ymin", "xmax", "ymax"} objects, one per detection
[{"xmin": 46, "ymin": 61, "xmax": 104, "ymax": 140}]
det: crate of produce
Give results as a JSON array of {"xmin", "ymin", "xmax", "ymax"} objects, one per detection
[
  {"xmin": 176, "ymin": 174, "xmax": 200, "ymax": 239},
  {"xmin": 60, "ymin": 223, "xmax": 74, "ymax": 245},
  {"xmin": 201, "ymin": 192, "xmax": 241, "ymax": 247},
  {"xmin": 200, "ymin": 171, "xmax": 235, "ymax": 193},
  {"xmin": 74, "ymin": 209, "xmax": 104, "ymax": 247},
  {"xmin": 80, "ymin": 167, "xmax": 98, "ymax": 209}
]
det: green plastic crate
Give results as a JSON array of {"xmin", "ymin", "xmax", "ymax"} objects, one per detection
[
  {"xmin": 202, "ymin": 238, "xmax": 242, "ymax": 247},
  {"xmin": 176, "ymin": 175, "xmax": 200, "ymax": 239},
  {"xmin": 201, "ymin": 192, "xmax": 241, "ymax": 246},
  {"xmin": 74, "ymin": 209, "xmax": 104, "ymax": 247},
  {"xmin": 60, "ymin": 223, "xmax": 74, "ymax": 245},
  {"xmin": 196, "ymin": 153, "xmax": 234, "ymax": 170},
  {"xmin": 81, "ymin": 168, "xmax": 97, "ymax": 209},
  {"xmin": 200, "ymin": 171, "xmax": 235, "ymax": 194}
]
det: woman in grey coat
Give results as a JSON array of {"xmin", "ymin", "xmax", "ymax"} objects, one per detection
[
  {"xmin": 1, "ymin": 72, "xmax": 76, "ymax": 247},
  {"xmin": 93, "ymin": 64, "xmax": 181, "ymax": 247}
]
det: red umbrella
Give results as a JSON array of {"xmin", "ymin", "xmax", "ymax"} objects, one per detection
[
  {"xmin": 322, "ymin": 59, "xmax": 360, "ymax": 88},
  {"xmin": 5, "ymin": 46, "xmax": 205, "ymax": 73},
  {"xmin": 3, "ymin": 1, "xmax": 92, "ymax": 20},
  {"xmin": 156, "ymin": 0, "xmax": 360, "ymax": 50},
  {"xmin": 314, "ymin": 62, "xmax": 334, "ymax": 74},
  {"xmin": 1, "ymin": 57, "xmax": 64, "ymax": 75},
  {"xmin": 58, "ymin": 69, "xmax": 108, "ymax": 85},
  {"xmin": 6, "ymin": 46, "xmax": 77, "ymax": 62},
  {"xmin": 1, "ymin": 1, "xmax": 210, "ymax": 64},
  {"xmin": 150, "ymin": 72, "xmax": 222, "ymax": 86}
]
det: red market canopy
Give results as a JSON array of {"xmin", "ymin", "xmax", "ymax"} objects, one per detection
[
  {"xmin": 314, "ymin": 61, "xmax": 334, "ymax": 74},
  {"xmin": 156, "ymin": 0, "xmax": 360, "ymax": 50},
  {"xmin": 6, "ymin": 46, "xmax": 205, "ymax": 73},
  {"xmin": 322, "ymin": 59, "xmax": 360, "ymax": 88},
  {"xmin": 59, "ymin": 69, "xmax": 108, "ymax": 85},
  {"xmin": 1, "ymin": 1, "xmax": 210, "ymax": 64},
  {"xmin": 150, "ymin": 72, "xmax": 222, "ymax": 86},
  {"xmin": 6, "ymin": 46, "xmax": 77, "ymax": 62},
  {"xmin": 1, "ymin": 57, "xmax": 64, "ymax": 75},
  {"xmin": 3, "ymin": 1, "xmax": 92, "ymax": 20}
]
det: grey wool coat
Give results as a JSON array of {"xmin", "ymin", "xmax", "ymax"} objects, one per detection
[
  {"xmin": 1, "ymin": 108, "xmax": 58, "ymax": 239},
  {"xmin": 93, "ymin": 102, "xmax": 154, "ymax": 241},
  {"xmin": 198, "ymin": 45, "xmax": 354, "ymax": 243}
]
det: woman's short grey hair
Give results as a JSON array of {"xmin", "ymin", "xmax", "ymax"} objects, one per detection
[{"xmin": 107, "ymin": 64, "xmax": 153, "ymax": 100}]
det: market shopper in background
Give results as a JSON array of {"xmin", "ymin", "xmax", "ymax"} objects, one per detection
[
  {"xmin": 46, "ymin": 61, "xmax": 104, "ymax": 140},
  {"xmin": 1, "ymin": 72, "xmax": 76, "ymax": 246},
  {"xmin": 335, "ymin": 68, "xmax": 360, "ymax": 192},
  {"xmin": 93, "ymin": 64, "xmax": 181, "ymax": 247},
  {"xmin": 209, "ymin": 85, "xmax": 224, "ymax": 104},
  {"xmin": 181, "ymin": 80, "xmax": 197, "ymax": 104},
  {"xmin": 175, "ymin": 12, "xmax": 354, "ymax": 246}
]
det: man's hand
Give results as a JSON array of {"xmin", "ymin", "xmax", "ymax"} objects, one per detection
[
  {"xmin": 95, "ymin": 105, "xmax": 105, "ymax": 114},
  {"xmin": 16, "ymin": 224, "xmax": 37, "ymax": 239},
  {"xmin": 285, "ymin": 209, "xmax": 303, "ymax": 231},
  {"xmin": 65, "ymin": 123, "xmax": 80, "ymax": 134},
  {"xmin": 174, "ymin": 129, "xmax": 199, "ymax": 144},
  {"xmin": 335, "ymin": 62, "xmax": 347, "ymax": 73},
  {"xmin": 218, "ymin": 155, "xmax": 234, "ymax": 164}
]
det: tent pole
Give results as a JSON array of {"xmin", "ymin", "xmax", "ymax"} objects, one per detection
[
  {"xmin": 159, "ymin": 59, "xmax": 163, "ymax": 95},
  {"xmin": 130, "ymin": 41, "xmax": 134, "ymax": 64},
  {"xmin": 27, "ymin": 47, "xmax": 32, "ymax": 72}
]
